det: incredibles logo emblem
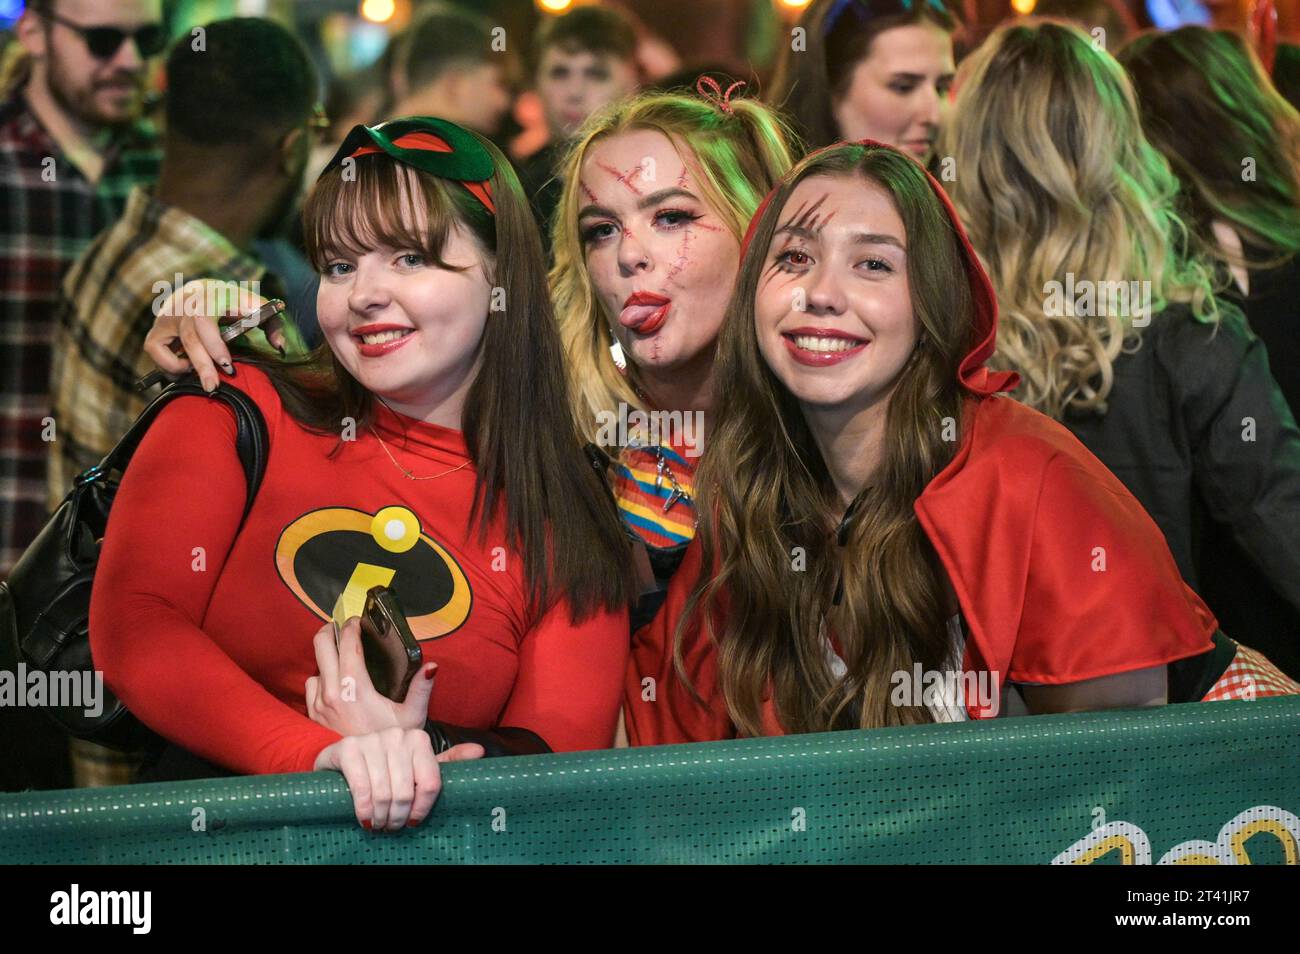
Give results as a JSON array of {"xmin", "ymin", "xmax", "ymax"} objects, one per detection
[{"xmin": 274, "ymin": 505, "xmax": 472, "ymax": 640}]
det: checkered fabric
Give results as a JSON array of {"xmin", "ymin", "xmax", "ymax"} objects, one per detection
[
  {"xmin": 0, "ymin": 91, "xmax": 159, "ymax": 577},
  {"xmin": 48, "ymin": 185, "xmax": 269, "ymax": 511},
  {"xmin": 1202, "ymin": 642, "xmax": 1300, "ymax": 702}
]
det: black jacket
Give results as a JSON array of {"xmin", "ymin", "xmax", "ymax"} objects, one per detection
[
  {"xmin": 1212, "ymin": 237, "xmax": 1298, "ymax": 413},
  {"xmin": 1063, "ymin": 302, "xmax": 1300, "ymax": 677},
  {"xmin": 1200, "ymin": 248, "xmax": 1300, "ymax": 677}
]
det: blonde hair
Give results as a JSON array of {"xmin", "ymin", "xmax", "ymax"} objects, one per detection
[
  {"xmin": 0, "ymin": 42, "xmax": 31, "ymax": 95},
  {"xmin": 939, "ymin": 19, "xmax": 1219, "ymax": 419},
  {"xmin": 549, "ymin": 90, "xmax": 799, "ymax": 442}
]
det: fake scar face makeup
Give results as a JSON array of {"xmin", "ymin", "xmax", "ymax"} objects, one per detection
[
  {"xmin": 578, "ymin": 128, "xmax": 739, "ymax": 373},
  {"xmin": 755, "ymin": 174, "xmax": 919, "ymax": 415}
]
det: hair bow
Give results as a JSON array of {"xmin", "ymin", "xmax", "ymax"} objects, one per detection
[{"xmin": 695, "ymin": 75, "xmax": 746, "ymax": 114}]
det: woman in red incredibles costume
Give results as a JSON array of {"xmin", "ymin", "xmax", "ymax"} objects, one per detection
[
  {"xmin": 93, "ymin": 117, "xmax": 632, "ymax": 828},
  {"xmin": 624, "ymin": 141, "xmax": 1295, "ymax": 746}
]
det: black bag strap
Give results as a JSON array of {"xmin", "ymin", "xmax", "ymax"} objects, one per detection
[{"xmin": 75, "ymin": 379, "xmax": 270, "ymax": 522}]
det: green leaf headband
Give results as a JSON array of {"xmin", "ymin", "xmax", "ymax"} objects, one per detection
[{"xmin": 320, "ymin": 116, "xmax": 496, "ymax": 216}]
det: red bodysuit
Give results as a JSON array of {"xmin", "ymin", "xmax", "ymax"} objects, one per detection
[{"xmin": 90, "ymin": 364, "xmax": 628, "ymax": 774}]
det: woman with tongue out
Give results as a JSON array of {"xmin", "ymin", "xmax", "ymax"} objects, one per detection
[
  {"xmin": 623, "ymin": 140, "xmax": 1257, "ymax": 745},
  {"xmin": 550, "ymin": 84, "xmax": 798, "ymax": 632}
]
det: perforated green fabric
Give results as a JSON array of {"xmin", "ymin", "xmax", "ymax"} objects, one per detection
[{"xmin": 2, "ymin": 698, "xmax": 1296, "ymax": 864}]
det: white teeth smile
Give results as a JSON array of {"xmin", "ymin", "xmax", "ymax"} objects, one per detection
[
  {"xmin": 358, "ymin": 329, "xmax": 412, "ymax": 345},
  {"xmin": 792, "ymin": 335, "xmax": 862, "ymax": 353}
]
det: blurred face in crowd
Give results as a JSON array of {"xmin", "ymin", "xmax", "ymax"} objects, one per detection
[
  {"xmin": 401, "ymin": 62, "xmax": 512, "ymax": 137},
  {"xmin": 578, "ymin": 128, "xmax": 739, "ymax": 378},
  {"xmin": 21, "ymin": 0, "xmax": 164, "ymax": 129},
  {"xmin": 316, "ymin": 175, "xmax": 493, "ymax": 425},
  {"xmin": 832, "ymin": 23, "xmax": 954, "ymax": 164},
  {"xmin": 755, "ymin": 174, "xmax": 919, "ymax": 419},
  {"xmin": 536, "ymin": 44, "xmax": 638, "ymax": 140}
]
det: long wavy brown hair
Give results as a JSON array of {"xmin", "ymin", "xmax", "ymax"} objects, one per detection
[{"xmin": 680, "ymin": 143, "xmax": 977, "ymax": 735}]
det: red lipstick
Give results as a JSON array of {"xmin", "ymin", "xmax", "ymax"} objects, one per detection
[
  {"xmin": 619, "ymin": 291, "xmax": 672, "ymax": 335},
  {"xmin": 781, "ymin": 327, "xmax": 869, "ymax": 367},
  {"xmin": 352, "ymin": 323, "xmax": 415, "ymax": 358}
]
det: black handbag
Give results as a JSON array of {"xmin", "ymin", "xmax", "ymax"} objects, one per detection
[{"xmin": 0, "ymin": 380, "xmax": 269, "ymax": 751}]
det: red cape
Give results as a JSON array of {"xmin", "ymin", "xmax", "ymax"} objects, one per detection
[
  {"xmin": 911, "ymin": 159, "xmax": 1214, "ymax": 716},
  {"xmin": 916, "ymin": 395, "xmax": 1217, "ymax": 718},
  {"xmin": 626, "ymin": 142, "xmax": 1217, "ymax": 743}
]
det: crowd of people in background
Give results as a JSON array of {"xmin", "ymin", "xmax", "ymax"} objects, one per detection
[{"xmin": 0, "ymin": 0, "xmax": 1297, "ymax": 831}]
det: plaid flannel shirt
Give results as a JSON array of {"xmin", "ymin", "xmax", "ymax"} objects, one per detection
[
  {"xmin": 49, "ymin": 185, "xmax": 271, "ymax": 511},
  {"xmin": 0, "ymin": 90, "xmax": 160, "ymax": 577}
]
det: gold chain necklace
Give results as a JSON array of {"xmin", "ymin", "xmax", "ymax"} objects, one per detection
[{"xmin": 368, "ymin": 423, "xmax": 471, "ymax": 481}]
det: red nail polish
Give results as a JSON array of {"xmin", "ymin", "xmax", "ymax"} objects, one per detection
[
  {"xmin": 407, "ymin": 819, "xmax": 420, "ymax": 827},
  {"xmin": 424, "ymin": 664, "xmax": 436, "ymax": 680},
  {"xmin": 361, "ymin": 820, "xmax": 372, "ymax": 830}
]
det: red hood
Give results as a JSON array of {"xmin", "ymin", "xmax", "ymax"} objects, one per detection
[{"xmin": 739, "ymin": 140, "xmax": 1018, "ymax": 398}]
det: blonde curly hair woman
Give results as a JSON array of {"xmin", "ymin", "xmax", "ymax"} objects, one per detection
[{"xmin": 940, "ymin": 19, "xmax": 1300, "ymax": 681}]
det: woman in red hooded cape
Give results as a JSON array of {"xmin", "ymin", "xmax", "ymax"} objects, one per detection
[{"xmin": 624, "ymin": 140, "xmax": 1295, "ymax": 746}]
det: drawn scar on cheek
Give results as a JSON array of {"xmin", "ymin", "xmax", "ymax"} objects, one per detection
[
  {"xmin": 596, "ymin": 160, "xmax": 644, "ymax": 196},
  {"xmin": 768, "ymin": 271, "xmax": 801, "ymax": 293},
  {"xmin": 760, "ymin": 264, "xmax": 799, "ymax": 292},
  {"xmin": 693, "ymin": 221, "xmax": 724, "ymax": 233},
  {"xmin": 665, "ymin": 226, "xmax": 696, "ymax": 287},
  {"xmin": 759, "ymin": 237, "xmax": 797, "ymax": 290}
]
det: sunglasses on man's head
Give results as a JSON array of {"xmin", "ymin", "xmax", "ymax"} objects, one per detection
[{"xmin": 42, "ymin": 9, "xmax": 168, "ymax": 61}]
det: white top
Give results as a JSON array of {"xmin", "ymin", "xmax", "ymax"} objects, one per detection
[{"xmin": 822, "ymin": 614, "xmax": 1030, "ymax": 721}]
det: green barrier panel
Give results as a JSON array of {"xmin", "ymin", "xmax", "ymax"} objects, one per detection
[{"xmin": 1, "ymin": 697, "xmax": 1297, "ymax": 864}]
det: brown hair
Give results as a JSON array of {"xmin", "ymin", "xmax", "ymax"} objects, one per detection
[
  {"xmin": 769, "ymin": 0, "xmax": 958, "ymax": 149},
  {"xmin": 239, "ymin": 131, "xmax": 632, "ymax": 621},
  {"xmin": 1119, "ymin": 27, "xmax": 1300, "ymax": 264},
  {"xmin": 531, "ymin": 4, "xmax": 638, "ymax": 77},
  {"xmin": 398, "ymin": 5, "xmax": 507, "ymax": 92},
  {"xmin": 681, "ymin": 143, "xmax": 974, "ymax": 735}
]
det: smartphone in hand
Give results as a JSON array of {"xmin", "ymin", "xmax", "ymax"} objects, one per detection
[
  {"xmin": 135, "ymin": 298, "xmax": 286, "ymax": 391},
  {"xmin": 359, "ymin": 586, "xmax": 423, "ymax": 701}
]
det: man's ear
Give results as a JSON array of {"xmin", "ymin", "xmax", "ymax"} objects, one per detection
[
  {"xmin": 434, "ymin": 68, "xmax": 468, "ymax": 108},
  {"xmin": 278, "ymin": 126, "xmax": 307, "ymax": 176},
  {"xmin": 15, "ymin": 10, "xmax": 51, "ymax": 58}
]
